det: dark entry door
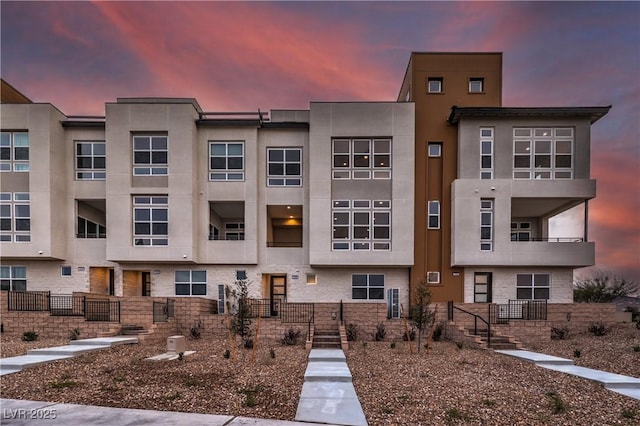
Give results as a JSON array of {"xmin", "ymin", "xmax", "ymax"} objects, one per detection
[
  {"xmin": 270, "ymin": 276, "xmax": 286, "ymax": 316},
  {"xmin": 142, "ymin": 272, "xmax": 151, "ymax": 296},
  {"xmin": 474, "ymin": 272, "xmax": 492, "ymax": 303},
  {"xmin": 108, "ymin": 268, "xmax": 115, "ymax": 296}
]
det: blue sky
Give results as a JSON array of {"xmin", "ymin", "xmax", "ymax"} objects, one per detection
[{"xmin": 2, "ymin": 1, "xmax": 638, "ymax": 282}]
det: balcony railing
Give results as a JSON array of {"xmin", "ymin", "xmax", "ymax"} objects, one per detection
[
  {"xmin": 77, "ymin": 233, "xmax": 107, "ymax": 239},
  {"xmin": 208, "ymin": 235, "xmax": 245, "ymax": 241},
  {"xmin": 266, "ymin": 242, "xmax": 303, "ymax": 248},
  {"xmin": 511, "ymin": 236, "xmax": 584, "ymax": 242}
]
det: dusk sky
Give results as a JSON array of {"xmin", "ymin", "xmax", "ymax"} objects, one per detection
[{"xmin": 1, "ymin": 1, "xmax": 639, "ymax": 283}]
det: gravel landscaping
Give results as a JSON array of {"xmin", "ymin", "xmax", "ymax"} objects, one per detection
[{"xmin": 1, "ymin": 323, "xmax": 639, "ymax": 425}]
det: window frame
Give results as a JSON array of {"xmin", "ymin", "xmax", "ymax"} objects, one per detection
[
  {"xmin": 427, "ymin": 200, "xmax": 440, "ymax": 229},
  {"xmin": 61, "ymin": 266, "xmax": 72, "ymax": 277},
  {"xmin": 132, "ymin": 196, "xmax": 168, "ymax": 246},
  {"xmin": 267, "ymin": 147, "xmax": 302, "ymax": 187},
  {"xmin": 469, "ymin": 78, "xmax": 485, "ymax": 93},
  {"xmin": 351, "ymin": 274, "xmax": 385, "ymax": 300},
  {"xmin": 428, "ymin": 142, "xmax": 442, "ymax": 158},
  {"xmin": 480, "ymin": 199, "xmax": 494, "ymax": 251},
  {"xmin": 0, "ymin": 192, "xmax": 30, "ymax": 242},
  {"xmin": 0, "ymin": 265, "xmax": 27, "ymax": 291},
  {"xmin": 174, "ymin": 270, "xmax": 207, "ymax": 296},
  {"xmin": 0, "ymin": 131, "xmax": 29, "ymax": 172},
  {"xmin": 513, "ymin": 128, "xmax": 574, "ymax": 180},
  {"xmin": 332, "ymin": 138, "xmax": 391, "ymax": 180},
  {"xmin": 516, "ymin": 273, "xmax": 550, "ymax": 300},
  {"xmin": 132, "ymin": 135, "xmax": 168, "ymax": 176},
  {"xmin": 332, "ymin": 200, "xmax": 391, "ymax": 251},
  {"xmin": 75, "ymin": 141, "xmax": 106, "ymax": 180},
  {"xmin": 427, "ymin": 77, "xmax": 443, "ymax": 93},
  {"xmin": 209, "ymin": 141, "xmax": 245, "ymax": 181},
  {"xmin": 77, "ymin": 216, "xmax": 106, "ymax": 238},
  {"xmin": 480, "ymin": 128, "xmax": 494, "ymax": 179}
]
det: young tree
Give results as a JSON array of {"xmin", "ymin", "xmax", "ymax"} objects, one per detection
[
  {"xmin": 225, "ymin": 279, "xmax": 253, "ymax": 348},
  {"xmin": 573, "ymin": 270, "xmax": 638, "ymax": 303},
  {"xmin": 411, "ymin": 276, "xmax": 436, "ymax": 353}
]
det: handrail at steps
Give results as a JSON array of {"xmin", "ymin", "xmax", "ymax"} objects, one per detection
[{"xmin": 447, "ymin": 301, "xmax": 491, "ymax": 348}]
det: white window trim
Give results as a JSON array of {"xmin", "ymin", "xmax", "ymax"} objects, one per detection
[
  {"xmin": 267, "ymin": 147, "xmax": 302, "ymax": 187},
  {"xmin": 0, "ymin": 265, "xmax": 27, "ymax": 291},
  {"xmin": 174, "ymin": 270, "xmax": 207, "ymax": 296},
  {"xmin": 426, "ymin": 271, "xmax": 440, "ymax": 284},
  {"xmin": 332, "ymin": 199, "xmax": 391, "ymax": 251},
  {"xmin": 513, "ymin": 128, "xmax": 574, "ymax": 180},
  {"xmin": 480, "ymin": 199, "xmax": 494, "ymax": 251},
  {"xmin": 0, "ymin": 131, "xmax": 29, "ymax": 172},
  {"xmin": 351, "ymin": 273, "xmax": 385, "ymax": 300},
  {"xmin": 61, "ymin": 266, "xmax": 72, "ymax": 277},
  {"xmin": 516, "ymin": 273, "xmax": 550, "ymax": 300},
  {"xmin": 480, "ymin": 128, "xmax": 494, "ymax": 179},
  {"xmin": 209, "ymin": 141, "xmax": 245, "ymax": 181},
  {"xmin": 0, "ymin": 192, "xmax": 30, "ymax": 243},
  {"xmin": 133, "ymin": 196, "xmax": 168, "ymax": 246},
  {"xmin": 469, "ymin": 78, "xmax": 484, "ymax": 93},
  {"xmin": 427, "ymin": 78, "xmax": 443, "ymax": 93},
  {"xmin": 75, "ymin": 141, "xmax": 106, "ymax": 180},
  {"xmin": 427, "ymin": 201, "xmax": 440, "ymax": 229},
  {"xmin": 132, "ymin": 135, "xmax": 168, "ymax": 176},
  {"xmin": 332, "ymin": 138, "xmax": 391, "ymax": 180},
  {"xmin": 428, "ymin": 142, "xmax": 442, "ymax": 158}
]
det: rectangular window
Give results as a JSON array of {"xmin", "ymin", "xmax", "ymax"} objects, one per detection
[
  {"xmin": 0, "ymin": 192, "xmax": 30, "ymax": 242},
  {"xmin": 0, "ymin": 132, "xmax": 29, "ymax": 172},
  {"xmin": 427, "ymin": 271, "xmax": 440, "ymax": 284},
  {"xmin": 332, "ymin": 200, "xmax": 390, "ymax": 251},
  {"xmin": 332, "ymin": 138, "xmax": 391, "ymax": 180},
  {"xmin": 511, "ymin": 222, "xmax": 531, "ymax": 241},
  {"xmin": 306, "ymin": 274, "xmax": 317, "ymax": 285},
  {"xmin": 267, "ymin": 148, "xmax": 302, "ymax": 186},
  {"xmin": 516, "ymin": 273, "xmax": 550, "ymax": 300},
  {"xmin": 224, "ymin": 222, "xmax": 245, "ymax": 240},
  {"xmin": 133, "ymin": 196, "xmax": 168, "ymax": 246},
  {"xmin": 480, "ymin": 128, "xmax": 493, "ymax": 179},
  {"xmin": 469, "ymin": 78, "xmax": 484, "ymax": 93},
  {"xmin": 76, "ymin": 141, "xmax": 106, "ymax": 180},
  {"xmin": 236, "ymin": 270, "xmax": 247, "ymax": 281},
  {"xmin": 217, "ymin": 284, "xmax": 225, "ymax": 313},
  {"xmin": 428, "ymin": 142, "xmax": 442, "ymax": 157},
  {"xmin": 427, "ymin": 77, "xmax": 443, "ymax": 93},
  {"xmin": 77, "ymin": 216, "xmax": 106, "ymax": 238},
  {"xmin": 474, "ymin": 272, "xmax": 492, "ymax": 303},
  {"xmin": 513, "ymin": 128, "xmax": 573, "ymax": 179},
  {"xmin": 480, "ymin": 199, "xmax": 494, "ymax": 251},
  {"xmin": 61, "ymin": 266, "xmax": 72, "ymax": 277},
  {"xmin": 0, "ymin": 265, "xmax": 27, "ymax": 291},
  {"xmin": 210, "ymin": 142, "xmax": 244, "ymax": 181},
  {"xmin": 133, "ymin": 135, "xmax": 168, "ymax": 176},
  {"xmin": 427, "ymin": 201, "xmax": 440, "ymax": 229},
  {"xmin": 352, "ymin": 274, "xmax": 384, "ymax": 300},
  {"xmin": 175, "ymin": 270, "xmax": 207, "ymax": 296}
]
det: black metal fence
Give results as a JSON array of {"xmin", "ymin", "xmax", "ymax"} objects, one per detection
[
  {"xmin": 281, "ymin": 302, "xmax": 314, "ymax": 323},
  {"xmin": 6, "ymin": 291, "xmax": 120, "ymax": 322},
  {"xmin": 489, "ymin": 299, "xmax": 547, "ymax": 323},
  {"xmin": 153, "ymin": 299, "xmax": 176, "ymax": 323}
]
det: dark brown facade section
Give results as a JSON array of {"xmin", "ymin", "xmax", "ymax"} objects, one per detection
[
  {"xmin": 1, "ymin": 79, "xmax": 32, "ymax": 104},
  {"xmin": 398, "ymin": 53, "xmax": 503, "ymax": 303}
]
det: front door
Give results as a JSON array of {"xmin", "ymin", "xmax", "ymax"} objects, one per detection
[
  {"xmin": 270, "ymin": 276, "xmax": 286, "ymax": 316},
  {"xmin": 474, "ymin": 272, "xmax": 492, "ymax": 303},
  {"xmin": 108, "ymin": 268, "xmax": 115, "ymax": 296}
]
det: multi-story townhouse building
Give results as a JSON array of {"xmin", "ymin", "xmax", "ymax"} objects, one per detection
[
  {"xmin": 398, "ymin": 52, "xmax": 609, "ymax": 304},
  {"xmin": 1, "ymin": 52, "xmax": 609, "ymax": 313},
  {"xmin": 0, "ymin": 79, "xmax": 415, "ymax": 316}
]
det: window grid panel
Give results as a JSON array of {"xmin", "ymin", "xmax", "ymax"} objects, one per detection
[
  {"xmin": 0, "ymin": 265, "xmax": 27, "ymax": 291},
  {"xmin": 427, "ymin": 201, "xmax": 440, "ymax": 229},
  {"xmin": 428, "ymin": 142, "xmax": 442, "ymax": 158},
  {"xmin": 351, "ymin": 274, "xmax": 385, "ymax": 300},
  {"xmin": 76, "ymin": 141, "xmax": 106, "ymax": 180},
  {"xmin": 469, "ymin": 78, "xmax": 484, "ymax": 93},
  {"xmin": 0, "ymin": 132, "xmax": 29, "ymax": 172},
  {"xmin": 513, "ymin": 128, "xmax": 573, "ymax": 180},
  {"xmin": 133, "ymin": 196, "xmax": 168, "ymax": 246},
  {"xmin": 267, "ymin": 147, "xmax": 302, "ymax": 187},
  {"xmin": 332, "ymin": 200, "xmax": 391, "ymax": 251},
  {"xmin": 480, "ymin": 128, "xmax": 494, "ymax": 179},
  {"xmin": 0, "ymin": 192, "xmax": 30, "ymax": 242},
  {"xmin": 133, "ymin": 136, "xmax": 168, "ymax": 176},
  {"xmin": 427, "ymin": 77, "xmax": 443, "ymax": 93},
  {"xmin": 210, "ymin": 142, "xmax": 245, "ymax": 181},
  {"xmin": 175, "ymin": 270, "xmax": 207, "ymax": 296},
  {"xmin": 332, "ymin": 138, "xmax": 391, "ymax": 180},
  {"xmin": 516, "ymin": 273, "xmax": 550, "ymax": 300},
  {"xmin": 480, "ymin": 199, "xmax": 494, "ymax": 251}
]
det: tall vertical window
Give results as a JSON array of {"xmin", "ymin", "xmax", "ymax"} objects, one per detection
[
  {"xmin": 133, "ymin": 196, "xmax": 168, "ymax": 246},
  {"xmin": 76, "ymin": 141, "xmax": 106, "ymax": 180},
  {"xmin": 267, "ymin": 148, "xmax": 302, "ymax": 186},
  {"xmin": 427, "ymin": 77, "xmax": 443, "ymax": 93},
  {"xmin": 469, "ymin": 78, "xmax": 484, "ymax": 93},
  {"xmin": 77, "ymin": 217, "xmax": 106, "ymax": 238},
  {"xmin": 0, "ymin": 132, "xmax": 29, "ymax": 172},
  {"xmin": 133, "ymin": 135, "xmax": 168, "ymax": 175},
  {"xmin": 427, "ymin": 201, "xmax": 440, "ymax": 229},
  {"xmin": 516, "ymin": 273, "xmax": 550, "ymax": 300},
  {"xmin": 352, "ymin": 274, "xmax": 384, "ymax": 300},
  {"xmin": 480, "ymin": 199, "xmax": 493, "ymax": 251},
  {"xmin": 332, "ymin": 200, "xmax": 390, "ymax": 251},
  {"xmin": 175, "ymin": 270, "xmax": 207, "ymax": 296},
  {"xmin": 480, "ymin": 128, "xmax": 494, "ymax": 179},
  {"xmin": 210, "ymin": 142, "xmax": 244, "ymax": 181},
  {"xmin": 332, "ymin": 138, "xmax": 391, "ymax": 180},
  {"xmin": 513, "ymin": 128, "xmax": 573, "ymax": 179},
  {"xmin": 0, "ymin": 265, "xmax": 27, "ymax": 291},
  {"xmin": 0, "ymin": 192, "xmax": 30, "ymax": 242}
]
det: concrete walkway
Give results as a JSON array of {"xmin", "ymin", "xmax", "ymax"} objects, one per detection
[
  {"xmin": 0, "ymin": 337, "xmax": 138, "ymax": 376},
  {"xmin": 295, "ymin": 349, "xmax": 367, "ymax": 426},
  {"xmin": 496, "ymin": 349, "xmax": 640, "ymax": 400}
]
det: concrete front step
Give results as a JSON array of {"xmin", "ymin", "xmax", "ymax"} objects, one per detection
[
  {"xmin": 28, "ymin": 344, "xmax": 109, "ymax": 356},
  {"xmin": 69, "ymin": 337, "xmax": 138, "ymax": 347},
  {"xmin": 304, "ymin": 361, "xmax": 352, "ymax": 382}
]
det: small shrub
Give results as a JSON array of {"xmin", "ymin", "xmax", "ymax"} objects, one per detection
[
  {"xmin": 177, "ymin": 352, "xmax": 184, "ymax": 361},
  {"xmin": 588, "ymin": 322, "xmax": 608, "ymax": 336},
  {"xmin": 483, "ymin": 399, "xmax": 496, "ymax": 408},
  {"xmin": 22, "ymin": 330, "xmax": 38, "ymax": 342},
  {"xmin": 624, "ymin": 305, "xmax": 639, "ymax": 323},
  {"xmin": 361, "ymin": 341, "xmax": 367, "ymax": 349},
  {"xmin": 165, "ymin": 391, "xmax": 181, "ymax": 401},
  {"xmin": 551, "ymin": 326, "xmax": 569, "ymax": 340},
  {"xmin": 402, "ymin": 328, "xmax": 416, "ymax": 341},
  {"xmin": 633, "ymin": 345, "xmax": 640, "ymax": 353},
  {"xmin": 445, "ymin": 407, "xmax": 470, "ymax": 424},
  {"xmin": 432, "ymin": 322, "xmax": 444, "ymax": 341},
  {"xmin": 190, "ymin": 320, "xmax": 203, "ymax": 339},
  {"xmin": 546, "ymin": 391, "xmax": 567, "ymax": 415},
  {"xmin": 238, "ymin": 384, "xmax": 263, "ymax": 408},
  {"xmin": 243, "ymin": 338, "xmax": 254, "ymax": 349},
  {"xmin": 390, "ymin": 342, "xmax": 396, "ymax": 349},
  {"xmin": 51, "ymin": 374, "xmax": 79, "ymax": 389},
  {"xmin": 455, "ymin": 341, "xmax": 463, "ymax": 350},
  {"xmin": 280, "ymin": 328, "xmax": 301, "ymax": 346},
  {"xmin": 573, "ymin": 349, "xmax": 581, "ymax": 358},
  {"xmin": 113, "ymin": 376, "xmax": 125, "ymax": 383},
  {"xmin": 424, "ymin": 343, "xmax": 429, "ymax": 350},
  {"xmin": 372, "ymin": 322, "xmax": 386, "ymax": 341},
  {"xmin": 621, "ymin": 407, "xmax": 637, "ymax": 419},
  {"xmin": 269, "ymin": 347, "xmax": 276, "ymax": 359},
  {"xmin": 346, "ymin": 323, "xmax": 358, "ymax": 341},
  {"xmin": 223, "ymin": 349, "xmax": 231, "ymax": 359},
  {"xmin": 381, "ymin": 406, "xmax": 395, "ymax": 414},
  {"xmin": 69, "ymin": 328, "xmax": 80, "ymax": 340}
]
